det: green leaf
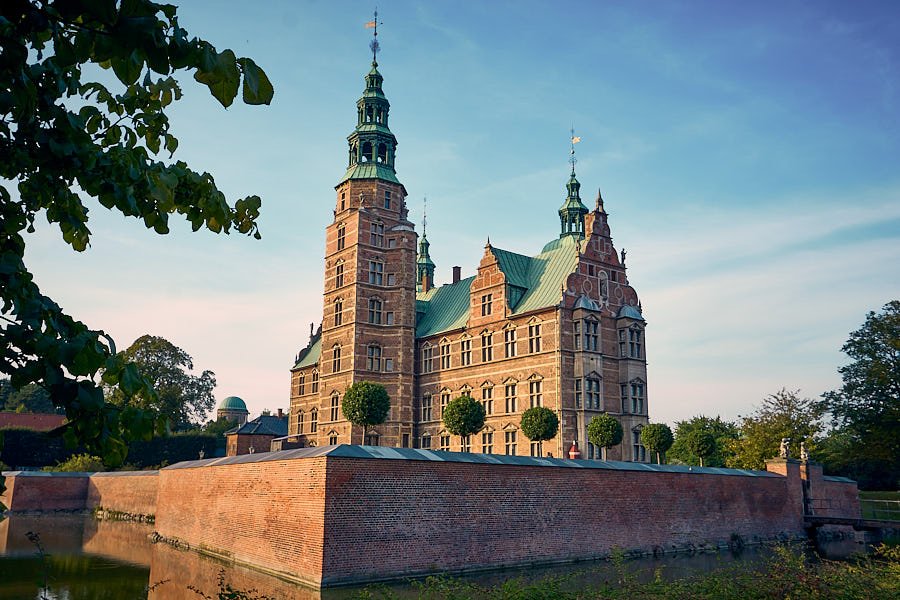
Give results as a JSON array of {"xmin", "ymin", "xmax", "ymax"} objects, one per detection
[
  {"xmin": 120, "ymin": 363, "xmax": 143, "ymax": 396},
  {"xmin": 238, "ymin": 57, "xmax": 274, "ymax": 105},
  {"xmin": 194, "ymin": 49, "xmax": 240, "ymax": 108},
  {"xmin": 111, "ymin": 49, "xmax": 144, "ymax": 86}
]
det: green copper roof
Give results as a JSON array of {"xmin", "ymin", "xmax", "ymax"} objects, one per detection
[
  {"xmin": 337, "ymin": 163, "xmax": 401, "ymax": 186},
  {"xmin": 415, "ymin": 236, "xmax": 579, "ymax": 338},
  {"xmin": 219, "ymin": 396, "xmax": 247, "ymax": 411},
  {"xmin": 293, "ymin": 334, "xmax": 321, "ymax": 369}
]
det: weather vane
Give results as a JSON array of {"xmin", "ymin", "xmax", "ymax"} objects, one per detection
[
  {"xmin": 366, "ymin": 9, "xmax": 381, "ymax": 62},
  {"xmin": 569, "ymin": 127, "xmax": 581, "ymax": 174},
  {"xmin": 422, "ymin": 195, "xmax": 427, "ymax": 236}
]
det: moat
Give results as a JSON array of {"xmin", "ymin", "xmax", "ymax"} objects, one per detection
[{"xmin": 0, "ymin": 513, "xmax": 869, "ymax": 600}]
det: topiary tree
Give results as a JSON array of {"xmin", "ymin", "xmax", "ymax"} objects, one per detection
[
  {"xmin": 684, "ymin": 430, "xmax": 716, "ymax": 467},
  {"xmin": 641, "ymin": 423, "xmax": 674, "ymax": 464},
  {"xmin": 442, "ymin": 396, "xmax": 486, "ymax": 450},
  {"xmin": 342, "ymin": 382, "xmax": 390, "ymax": 444},
  {"xmin": 587, "ymin": 414, "xmax": 623, "ymax": 460},
  {"xmin": 520, "ymin": 406, "xmax": 559, "ymax": 457}
]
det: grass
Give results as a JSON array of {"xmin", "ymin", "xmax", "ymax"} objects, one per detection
[
  {"xmin": 860, "ymin": 491, "xmax": 900, "ymax": 520},
  {"xmin": 860, "ymin": 491, "xmax": 900, "ymax": 501},
  {"xmin": 350, "ymin": 544, "xmax": 900, "ymax": 600}
]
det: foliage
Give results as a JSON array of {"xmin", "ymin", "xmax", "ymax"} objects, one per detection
[
  {"xmin": 640, "ymin": 423, "xmax": 674, "ymax": 464},
  {"xmin": 45, "ymin": 452, "xmax": 106, "ymax": 472},
  {"xmin": 342, "ymin": 382, "xmax": 390, "ymax": 429},
  {"xmin": 821, "ymin": 300, "xmax": 900, "ymax": 490},
  {"xmin": 203, "ymin": 416, "xmax": 237, "ymax": 449},
  {"xmin": 0, "ymin": 379, "xmax": 59, "ymax": 414},
  {"xmin": 726, "ymin": 389, "xmax": 825, "ymax": 470},
  {"xmin": 105, "ymin": 335, "xmax": 216, "ymax": 428},
  {"xmin": 0, "ymin": 427, "xmax": 81, "ymax": 468},
  {"xmin": 667, "ymin": 415, "xmax": 739, "ymax": 467},
  {"xmin": 682, "ymin": 430, "xmax": 716, "ymax": 467},
  {"xmin": 442, "ymin": 396, "xmax": 486, "ymax": 438},
  {"xmin": 349, "ymin": 543, "xmax": 900, "ymax": 600},
  {"xmin": 519, "ymin": 406, "xmax": 559, "ymax": 442},
  {"xmin": 587, "ymin": 414, "xmax": 623, "ymax": 459},
  {"xmin": 0, "ymin": 0, "xmax": 271, "ymax": 466}
]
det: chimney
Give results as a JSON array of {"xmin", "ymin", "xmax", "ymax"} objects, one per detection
[
  {"xmin": 421, "ymin": 271, "xmax": 431, "ymax": 293},
  {"xmin": 277, "ymin": 408, "xmax": 283, "ymax": 419},
  {"xmin": 452, "ymin": 266, "xmax": 461, "ymax": 284}
]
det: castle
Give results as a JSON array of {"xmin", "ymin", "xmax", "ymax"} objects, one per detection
[{"xmin": 288, "ymin": 55, "xmax": 650, "ymax": 461}]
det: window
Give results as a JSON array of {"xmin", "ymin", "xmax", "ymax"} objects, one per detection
[
  {"xmin": 336, "ymin": 225, "xmax": 345, "ymax": 251},
  {"xmin": 368, "ymin": 298, "xmax": 382, "ymax": 324},
  {"xmin": 385, "ymin": 311, "xmax": 394, "ymax": 325},
  {"xmin": 384, "ymin": 358, "xmax": 393, "ymax": 371},
  {"xmin": 633, "ymin": 430, "xmax": 646, "ymax": 461},
  {"xmin": 370, "ymin": 222, "xmax": 385, "ymax": 247},
  {"xmin": 529, "ymin": 378, "xmax": 542, "ymax": 407},
  {"xmin": 388, "ymin": 238, "xmax": 396, "ymax": 249},
  {"xmin": 387, "ymin": 273, "xmax": 395, "ymax": 286},
  {"xmin": 586, "ymin": 377, "xmax": 601, "ymax": 410},
  {"xmin": 297, "ymin": 411, "xmax": 304, "ymax": 434},
  {"xmin": 367, "ymin": 344, "xmax": 382, "ymax": 371},
  {"xmin": 369, "ymin": 260, "xmax": 384, "ymax": 285},
  {"xmin": 332, "ymin": 346, "xmax": 341, "ymax": 373},
  {"xmin": 574, "ymin": 321, "xmax": 581, "ymax": 350},
  {"xmin": 311, "ymin": 370, "xmax": 319, "ymax": 393},
  {"xmin": 440, "ymin": 390, "xmax": 450, "ymax": 418},
  {"xmin": 629, "ymin": 328, "xmax": 642, "ymax": 358},
  {"xmin": 440, "ymin": 434, "xmax": 450, "ymax": 451},
  {"xmin": 440, "ymin": 341, "xmax": 451, "ymax": 369},
  {"xmin": 588, "ymin": 442, "xmax": 595, "ymax": 460},
  {"xmin": 421, "ymin": 393, "xmax": 432, "ymax": 421},
  {"xmin": 610, "ymin": 270, "xmax": 617, "ymax": 282},
  {"xmin": 421, "ymin": 434, "xmax": 432, "ymax": 449},
  {"xmin": 329, "ymin": 432, "xmax": 338, "ymax": 445},
  {"xmin": 530, "ymin": 441, "xmax": 541, "ymax": 457},
  {"xmin": 584, "ymin": 320, "xmax": 599, "ymax": 351},
  {"xmin": 384, "ymin": 190, "xmax": 391, "ymax": 209},
  {"xmin": 340, "ymin": 192, "xmax": 346, "ymax": 212},
  {"xmin": 504, "ymin": 327, "xmax": 517, "ymax": 358},
  {"xmin": 461, "ymin": 435, "xmax": 471, "ymax": 453},
  {"xmin": 504, "ymin": 430, "xmax": 517, "ymax": 455},
  {"xmin": 481, "ymin": 431, "xmax": 493, "ymax": 454},
  {"xmin": 335, "ymin": 260, "xmax": 344, "ymax": 287},
  {"xmin": 505, "ymin": 382, "xmax": 517, "ymax": 413},
  {"xmin": 621, "ymin": 383, "xmax": 629, "ymax": 413},
  {"xmin": 481, "ymin": 332, "xmax": 493, "ymax": 362},
  {"xmin": 460, "ymin": 337, "xmax": 472, "ymax": 366},
  {"xmin": 481, "ymin": 385, "xmax": 493, "ymax": 415},
  {"xmin": 310, "ymin": 409, "xmax": 318, "ymax": 433},
  {"xmin": 528, "ymin": 324, "xmax": 541, "ymax": 353},
  {"xmin": 298, "ymin": 374, "xmax": 305, "ymax": 396},
  {"xmin": 422, "ymin": 345, "xmax": 434, "ymax": 373},
  {"xmin": 619, "ymin": 330, "xmax": 626, "ymax": 357},
  {"xmin": 631, "ymin": 382, "xmax": 644, "ymax": 414},
  {"xmin": 481, "ymin": 294, "xmax": 492, "ymax": 316},
  {"xmin": 330, "ymin": 393, "xmax": 340, "ymax": 421},
  {"xmin": 334, "ymin": 298, "xmax": 343, "ymax": 326},
  {"xmin": 460, "ymin": 385, "xmax": 472, "ymax": 398},
  {"xmin": 574, "ymin": 379, "xmax": 581, "ymax": 409}
]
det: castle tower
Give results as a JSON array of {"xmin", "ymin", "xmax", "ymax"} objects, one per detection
[
  {"xmin": 416, "ymin": 200, "xmax": 435, "ymax": 292},
  {"xmin": 558, "ymin": 170, "xmax": 589, "ymax": 238},
  {"xmin": 318, "ymin": 51, "xmax": 419, "ymax": 448}
]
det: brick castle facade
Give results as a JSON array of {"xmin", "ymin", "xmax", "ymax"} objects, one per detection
[{"xmin": 288, "ymin": 57, "xmax": 650, "ymax": 461}]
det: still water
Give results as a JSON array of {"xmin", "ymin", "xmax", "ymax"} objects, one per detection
[{"xmin": 0, "ymin": 513, "xmax": 868, "ymax": 600}]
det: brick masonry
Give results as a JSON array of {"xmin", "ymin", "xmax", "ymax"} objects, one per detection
[{"xmin": 1, "ymin": 451, "xmax": 861, "ymax": 588}]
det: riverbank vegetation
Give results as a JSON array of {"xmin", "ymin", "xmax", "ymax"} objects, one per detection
[{"xmin": 351, "ymin": 544, "xmax": 900, "ymax": 600}]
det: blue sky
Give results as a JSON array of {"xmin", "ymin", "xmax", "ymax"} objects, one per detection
[{"xmin": 24, "ymin": 1, "xmax": 900, "ymax": 425}]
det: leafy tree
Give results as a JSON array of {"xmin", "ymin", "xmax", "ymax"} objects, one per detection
[
  {"xmin": 342, "ymin": 382, "xmax": 390, "ymax": 442},
  {"xmin": 726, "ymin": 389, "xmax": 825, "ymax": 470},
  {"xmin": 105, "ymin": 335, "xmax": 215, "ymax": 428},
  {"xmin": 821, "ymin": 300, "xmax": 900, "ymax": 490},
  {"xmin": 587, "ymin": 414, "xmax": 623, "ymax": 460},
  {"xmin": 683, "ymin": 430, "xmax": 716, "ymax": 467},
  {"xmin": 520, "ymin": 406, "xmax": 559, "ymax": 457},
  {"xmin": 46, "ymin": 453, "xmax": 106, "ymax": 472},
  {"xmin": 0, "ymin": 378, "xmax": 60, "ymax": 414},
  {"xmin": 640, "ymin": 423, "xmax": 674, "ymax": 464},
  {"xmin": 442, "ymin": 396, "xmax": 486, "ymax": 448},
  {"xmin": 667, "ymin": 415, "xmax": 739, "ymax": 467},
  {"xmin": 0, "ymin": 1, "xmax": 271, "ymax": 465}
]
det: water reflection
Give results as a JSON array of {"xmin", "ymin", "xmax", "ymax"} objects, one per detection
[{"xmin": 0, "ymin": 514, "xmax": 872, "ymax": 600}]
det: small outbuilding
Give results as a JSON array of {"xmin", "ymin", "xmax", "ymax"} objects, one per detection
[{"xmin": 225, "ymin": 410, "xmax": 288, "ymax": 456}]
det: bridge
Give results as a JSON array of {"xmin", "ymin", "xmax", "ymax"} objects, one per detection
[{"xmin": 804, "ymin": 499, "xmax": 900, "ymax": 533}]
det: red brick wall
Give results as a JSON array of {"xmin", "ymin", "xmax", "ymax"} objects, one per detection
[
  {"xmin": 86, "ymin": 472, "xmax": 158, "ymax": 517},
  {"xmin": 1, "ymin": 472, "xmax": 88, "ymax": 511},
  {"xmin": 154, "ymin": 457, "xmax": 329, "ymax": 587},
  {"xmin": 319, "ymin": 457, "xmax": 801, "ymax": 584}
]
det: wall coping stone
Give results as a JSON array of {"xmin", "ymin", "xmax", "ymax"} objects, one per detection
[
  {"xmin": 1, "ymin": 470, "xmax": 157, "ymax": 477},
  {"xmin": 162, "ymin": 444, "xmax": 781, "ymax": 478}
]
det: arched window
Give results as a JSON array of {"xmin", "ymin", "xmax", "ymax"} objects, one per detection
[
  {"xmin": 439, "ymin": 338, "xmax": 451, "ymax": 369},
  {"xmin": 297, "ymin": 374, "xmax": 305, "ymax": 396},
  {"xmin": 336, "ymin": 224, "xmax": 346, "ymax": 250},
  {"xmin": 361, "ymin": 141, "xmax": 372, "ymax": 162},
  {"xmin": 365, "ymin": 430, "xmax": 379, "ymax": 446},
  {"xmin": 310, "ymin": 408, "xmax": 318, "ymax": 433},
  {"xmin": 335, "ymin": 260, "xmax": 344, "ymax": 287},
  {"xmin": 311, "ymin": 369, "xmax": 319, "ymax": 393},
  {"xmin": 377, "ymin": 144, "xmax": 387, "ymax": 163},
  {"xmin": 332, "ymin": 345, "xmax": 341, "ymax": 373},
  {"xmin": 368, "ymin": 298, "xmax": 382, "ymax": 324},
  {"xmin": 330, "ymin": 392, "xmax": 340, "ymax": 421},
  {"xmin": 296, "ymin": 410, "xmax": 304, "ymax": 434},
  {"xmin": 334, "ymin": 297, "xmax": 343, "ymax": 327},
  {"xmin": 367, "ymin": 344, "xmax": 382, "ymax": 371},
  {"xmin": 460, "ymin": 384, "xmax": 472, "ymax": 398}
]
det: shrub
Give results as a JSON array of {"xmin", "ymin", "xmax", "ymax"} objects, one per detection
[
  {"xmin": 47, "ymin": 453, "xmax": 106, "ymax": 472},
  {"xmin": 442, "ymin": 396, "xmax": 486, "ymax": 438}
]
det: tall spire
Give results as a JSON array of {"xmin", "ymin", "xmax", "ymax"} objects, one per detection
[
  {"xmin": 337, "ymin": 12, "xmax": 400, "ymax": 186},
  {"xmin": 417, "ymin": 195, "xmax": 435, "ymax": 292},
  {"xmin": 558, "ymin": 130, "xmax": 588, "ymax": 238}
]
